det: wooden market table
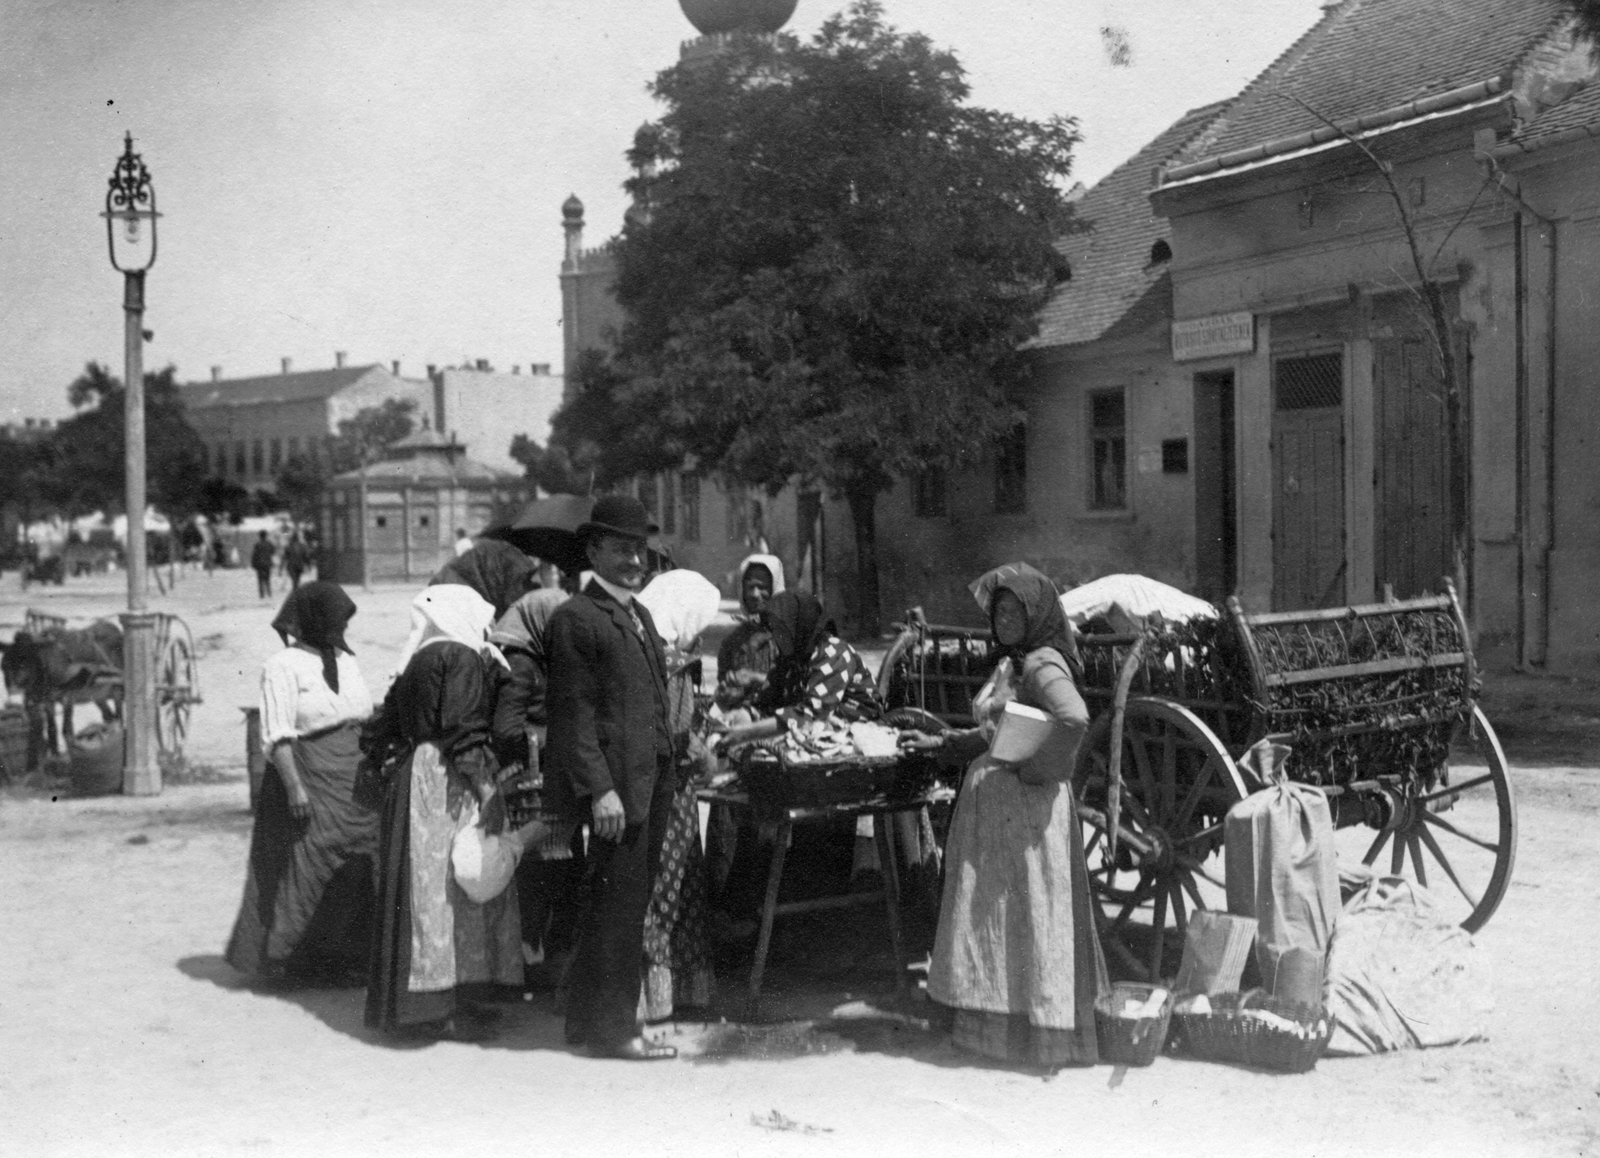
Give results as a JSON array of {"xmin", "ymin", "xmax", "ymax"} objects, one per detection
[{"xmin": 697, "ymin": 784, "xmax": 954, "ymax": 1002}]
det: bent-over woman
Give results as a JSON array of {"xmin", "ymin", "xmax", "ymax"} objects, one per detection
[
  {"xmin": 226, "ymin": 582, "xmax": 376, "ymax": 985},
  {"xmin": 364, "ymin": 585, "xmax": 525, "ymax": 1043},
  {"xmin": 635, "ymin": 569, "xmax": 721, "ymax": 1020},
  {"xmin": 920, "ymin": 563, "xmax": 1108, "ymax": 1067}
]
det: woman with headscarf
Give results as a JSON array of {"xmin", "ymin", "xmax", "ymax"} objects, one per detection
[
  {"xmin": 913, "ymin": 563, "xmax": 1107, "ymax": 1067},
  {"xmin": 391, "ymin": 540, "xmax": 540, "ymax": 678},
  {"xmin": 714, "ymin": 554, "xmax": 784, "ymax": 709},
  {"xmin": 226, "ymin": 582, "xmax": 377, "ymax": 985},
  {"xmin": 719, "ymin": 592, "xmax": 879, "ymax": 744},
  {"xmin": 364, "ymin": 584, "xmax": 534, "ymax": 1043},
  {"xmin": 635, "ymin": 569, "xmax": 722, "ymax": 1020}
]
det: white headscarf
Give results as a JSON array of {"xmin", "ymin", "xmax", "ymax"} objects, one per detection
[
  {"xmin": 738, "ymin": 553, "xmax": 786, "ymax": 596},
  {"xmin": 394, "ymin": 584, "xmax": 508, "ymax": 673},
  {"xmin": 638, "ymin": 569, "xmax": 722, "ymax": 652}
]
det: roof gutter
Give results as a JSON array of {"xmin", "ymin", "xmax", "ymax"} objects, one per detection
[
  {"xmin": 1488, "ymin": 120, "xmax": 1600, "ymax": 159},
  {"xmin": 1158, "ymin": 76, "xmax": 1507, "ymax": 190}
]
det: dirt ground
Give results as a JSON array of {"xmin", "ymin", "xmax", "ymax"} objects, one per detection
[{"xmin": 2, "ymin": 566, "xmax": 1598, "ymax": 1158}]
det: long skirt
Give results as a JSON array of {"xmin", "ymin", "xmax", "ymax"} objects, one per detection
[
  {"xmin": 365, "ymin": 742, "xmax": 523, "ymax": 1031},
  {"xmin": 927, "ymin": 756, "xmax": 1108, "ymax": 1067},
  {"xmin": 226, "ymin": 722, "xmax": 377, "ymax": 981},
  {"xmin": 639, "ymin": 778, "xmax": 715, "ymax": 1021}
]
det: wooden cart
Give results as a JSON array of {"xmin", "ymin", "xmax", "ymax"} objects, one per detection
[
  {"xmin": 23, "ymin": 608, "xmax": 201, "ymax": 755},
  {"xmin": 880, "ymin": 582, "xmax": 1515, "ymax": 982}
]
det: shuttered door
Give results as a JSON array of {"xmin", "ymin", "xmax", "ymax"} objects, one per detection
[
  {"xmin": 1272, "ymin": 353, "xmax": 1346, "ymax": 610},
  {"xmin": 1373, "ymin": 336, "xmax": 1452, "ymax": 599}
]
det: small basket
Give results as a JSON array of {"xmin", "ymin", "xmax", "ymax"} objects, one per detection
[
  {"xmin": 1174, "ymin": 990, "xmax": 1332, "ymax": 1073},
  {"xmin": 1094, "ymin": 982, "xmax": 1172, "ymax": 1067}
]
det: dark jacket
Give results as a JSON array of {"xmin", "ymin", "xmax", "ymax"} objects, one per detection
[{"xmin": 545, "ymin": 581, "xmax": 672, "ymax": 825}]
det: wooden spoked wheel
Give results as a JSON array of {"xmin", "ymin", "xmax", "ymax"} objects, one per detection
[
  {"xmin": 1073, "ymin": 697, "xmax": 1247, "ymax": 982},
  {"xmin": 1348, "ymin": 705, "xmax": 1516, "ymax": 933},
  {"xmin": 155, "ymin": 635, "xmax": 196, "ymax": 754}
]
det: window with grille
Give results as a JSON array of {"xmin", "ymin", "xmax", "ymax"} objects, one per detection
[
  {"xmin": 994, "ymin": 423, "xmax": 1027, "ymax": 514},
  {"xmin": 234, "ymin": 442, "xmax": 247, "ymax": 475},
  {"xmin": 661, "ymin": 472, "xmax": 677, "ymax": 535},
  {"xmin": 913, "ymin": 466, "xmax": 946, "ymax": 518},
  {"xmin": 1275, "ymin": 352, "xmax": 1343, "ymax": 410},
  {"xmin": 215, "ymin": 444, "xmax": 228, "ymax": 476},
  {"xmin": 680, "ymin": 474, "xmax": 701, "ymax": 541},
  {"xmin": 251, "ymin": 440, "xmax": 264, "ymax": 475},
  {"xmin": 270, "ymin": 439, "xmax": 282, "ymax": 471},
  {"xmin": 1090, "ymin": 390, "xmax": 1127, "ymax": 510}
]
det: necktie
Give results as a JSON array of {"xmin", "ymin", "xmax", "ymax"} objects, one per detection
[{"xmin": 625, "ymin": 600, "xmax": 646, "ymax": 640}]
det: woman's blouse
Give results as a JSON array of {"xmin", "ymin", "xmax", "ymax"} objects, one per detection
[
  {"xmin": 762, "ymin": 635, "xmax": 880, "ymax": 724},
  {"xmin": 258, "ymin": 648, "xmax": 373, "ymax": 752}
]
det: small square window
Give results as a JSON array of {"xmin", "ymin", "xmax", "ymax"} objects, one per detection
[
  {"xmin": 418, "ymin": 514, "xmax": 430, "ymax": 527},
  {"xmin": 1162, "ymin": 439, "xmax": 1189, "ymax": 474},
  {"xmin": 375, "ymin": 515, "xmax": 387, "ymax": 529}
]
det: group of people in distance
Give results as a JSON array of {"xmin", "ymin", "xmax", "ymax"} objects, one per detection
[{"xmin": 224, "ymin": 493, "xmax": 1113, "ymax": 1067}]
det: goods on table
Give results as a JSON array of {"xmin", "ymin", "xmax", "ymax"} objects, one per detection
[{"xmin": 775, "ymin": 717, "xmax": 901, "ymax": 765}]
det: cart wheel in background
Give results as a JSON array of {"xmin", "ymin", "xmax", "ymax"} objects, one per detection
[
  {"xmin": 1073, "ymin": 697, "xmax": 1247, "ymax": 983},
  {"xmin": 1353, "ymin": 705, "xmax": 1515, "ymax": 933},
  {"xmin": 155, "ymin": 634, "xmax": 195, "ymax": 754}
]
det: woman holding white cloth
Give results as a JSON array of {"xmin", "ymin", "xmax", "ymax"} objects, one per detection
[{"xmin": 363, "ymin": 584, "xmax": 532, "ymax": 1044}]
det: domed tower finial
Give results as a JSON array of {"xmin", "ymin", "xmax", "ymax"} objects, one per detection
[
  {"xmin": 678, "ymin": 0, "xmax": 797, "ymax": 37},
  {"xmin": 562, "ymin": 194, "xmax": 586, "ymax": 270}
]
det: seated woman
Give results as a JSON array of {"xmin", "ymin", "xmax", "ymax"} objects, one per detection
[
  {"xmin": 364, "ymin": 585, "xmax": 539, "ymax": 1044},
  {"xmin": 713, "ymin": 591, "xmax": 883, "ymax": 916},
  {"xmin": 714, "ymin": 554, "xmax": 783, "ymax": 710},
  {"xmin": 226, "ymin": 582, "xmax": 377, "ymax": 986},
  {"xmin": 720, "ymin": 591, "xmax": 880, "ymax": 747},
  {"xmin": 914, "ymin": 562, "xmax": 1108, "ymax": 1067}
]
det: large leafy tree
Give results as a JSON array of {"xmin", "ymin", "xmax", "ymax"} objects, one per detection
[
  {"xmin": 35, "ymin": 362, "xmax": 210, "ymax": 518},
  {"xmin": 576, "ymin": 2, "xmax": 1077, "ymax": 632}
]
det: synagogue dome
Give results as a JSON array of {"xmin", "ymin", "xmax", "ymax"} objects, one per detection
[{"xmin": 678, "ymin": 0, "xmax": 797, "ymax": 36}]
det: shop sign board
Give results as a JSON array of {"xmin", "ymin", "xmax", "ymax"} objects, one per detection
[{"xmin": 1171, "ymin": 311, "xmax": 1255, "ymax": 362}]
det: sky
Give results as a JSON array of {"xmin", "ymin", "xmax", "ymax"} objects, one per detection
[{"xmin": 0, "ymin": 0, "xmax": 1327, "ymax": 423}]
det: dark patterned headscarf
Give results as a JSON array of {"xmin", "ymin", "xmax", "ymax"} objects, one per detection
[
  {"xmin": 271, "ymin": 581, "xmax": 357, "ymax": 691},
  {"xmin": 761, "ymin": 591, "xmax": 835, "ymax": 706},
  {"xmin": 431, "ymin": 539, "xmax": 537, "ymax": 617},
  {"xmin": 969, "ymin": 562, "xmax": 1081, "ymax": 671}
]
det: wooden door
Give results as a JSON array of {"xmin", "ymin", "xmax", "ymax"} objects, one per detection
[
  {"xmin": 1373, "ymin": 336, "xmax": 1452, "ymax": 599},
  {"xmin": 1272, "ymin": 352, "xmax": 1346, "ymax": 609}
]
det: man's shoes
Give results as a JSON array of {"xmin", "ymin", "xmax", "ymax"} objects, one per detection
[{"xmin": 589, "ymin": 1036, "xmax": 677, "ymax": 1061}]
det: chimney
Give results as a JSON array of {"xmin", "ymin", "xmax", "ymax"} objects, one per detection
[
  {"xmin": 281, "ymin": 357, "xmax": 292, "ymax": 375},
  {"xmin": 210, "ymin": 365, "xmax": 221, "ymax": 382},
  {"xmin": 512, "ymin": 365, "xmax": 521, "ymax": 375},
  {"xmin": 426, "ymin": 363, "xmax": 437, "ymax": 379},
  {"xmin": 532, "ymin": 363, "xmax": 551, "ymax": 376},
  {"xmin": 475, "ymin": 358, "xmax": 490, "ymax": 372},
  {"xmin": 335, "ymin": 351, "xmax": 347, "ymax": 368},
  {"xmin": 392, "ymin": 360, "xmax": 400, "ymax": 375}
]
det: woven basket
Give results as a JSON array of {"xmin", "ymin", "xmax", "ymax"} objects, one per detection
[
  {"xmin": 1174, "ymin": 991, "xmax": 1332, "ymax": 1073},
  {"xmin": 1094, "ymin": 982, "xmax": 1172, "ymax": 1067}
]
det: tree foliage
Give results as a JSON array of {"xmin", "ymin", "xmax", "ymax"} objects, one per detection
[
  {"xmin": 562, "ymin": 2, "xmax": 1078, "ymax": 630},
  {"xmin": 34, "ymin": 362, "xmax": 210, "ymax": 518},
  {"xmin": 1570, "ymin": 0, "xmax": 1600, "ymax": 56}
]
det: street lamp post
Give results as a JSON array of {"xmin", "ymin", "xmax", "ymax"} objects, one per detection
[{"xmin": 103, "ymin": 132, "xmax": 162, "ymax": 796}]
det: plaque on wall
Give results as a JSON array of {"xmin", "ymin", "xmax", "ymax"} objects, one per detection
[{"xmin": 1171, "ymin": 311, "xmax": 1255, "ymax": 362}]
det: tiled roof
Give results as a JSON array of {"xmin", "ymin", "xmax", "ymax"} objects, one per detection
[
  {"xmin": 1031, "ymin": 102, "xmax": 1229, "ymax": 349},
  {"xmin": 178, "ymin": 365, "xmax": 382, "ymax": 410},
  {"xmin": 328, "ymin": 455, "xmax": 513, "ymax": 485},
  {"xmin": 1172, "ymin": 0, "xmax": 1565, "ymax": 171}
]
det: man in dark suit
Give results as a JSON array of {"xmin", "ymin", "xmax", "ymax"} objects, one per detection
[{"xmin": 544, "ymin": 496, "xmax": 678, "ymax": 1060}]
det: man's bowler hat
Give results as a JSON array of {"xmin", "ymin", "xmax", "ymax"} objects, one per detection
[{"xmin": 577, "ymin": 495, "xmax": 658, "ymax": 542}]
